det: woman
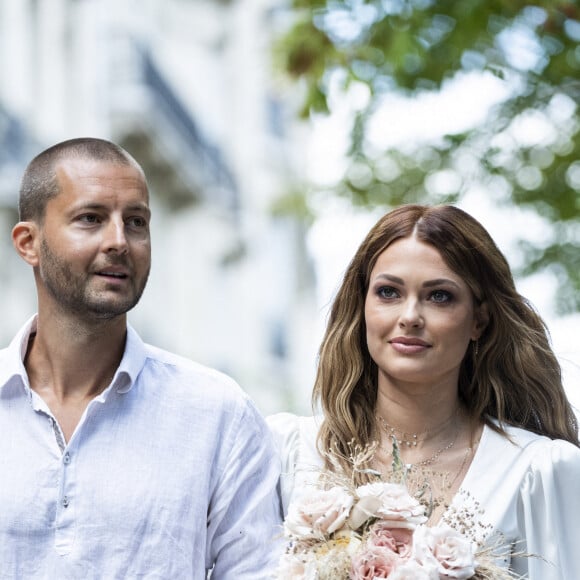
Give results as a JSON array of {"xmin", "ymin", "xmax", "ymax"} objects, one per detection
[{"xmin": 268, "ymin": 204, "xmax": 580, "ymax": 578}]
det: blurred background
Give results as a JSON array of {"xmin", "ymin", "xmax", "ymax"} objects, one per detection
[{"xmin": 0, "ymin": 0, "xmax": 578, "ymax": 417}]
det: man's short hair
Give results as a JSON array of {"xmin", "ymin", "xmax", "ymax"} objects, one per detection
[{"xmin": 18, "ymin": 137, "xmax": 143, "ymax": 222}]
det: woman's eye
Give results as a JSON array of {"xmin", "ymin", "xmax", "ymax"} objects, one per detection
[
  {"xmin": 377, "ymin": 286, "xmax": 399, "ymax": 299},
  {"xmin": 430, "ymin": 290, "xmax": 453, "ymax": 303}
]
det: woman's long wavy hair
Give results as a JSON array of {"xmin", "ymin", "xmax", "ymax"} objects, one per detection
[{"xmin": 313, "ymin": 204, "xmax": 579, "ymax": 476}]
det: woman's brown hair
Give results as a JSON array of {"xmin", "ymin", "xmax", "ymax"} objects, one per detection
[{"xmin": 313, "ymin": 204, "xmax": 579, "ymax": 476}]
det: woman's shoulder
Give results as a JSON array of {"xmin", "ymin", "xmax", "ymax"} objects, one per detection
[
  {"xmin": 494, "ymin": 421, "xmax": 578, "ymax": 449},
  {"xmin": 464, "ymin": 423, "xmax": 580, "ymax": 577},
  {"xmin": 266, "ymin": 412, "xmax": 322, "ymax": 461},
  {"xmin": 266, "ymin": 412, "xmax": 325, "ymax": 515},
  {"xmin": 481, "ymin": 420, "xmax": 580, "ymax": 473},
  {"xmin": 267, "ymin": 412, "xmax": 320, "ymax": 440}
]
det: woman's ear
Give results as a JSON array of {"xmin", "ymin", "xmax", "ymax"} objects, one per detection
[
  {"xmin": 12, "ymin": 221, "xmax": 40, "ymax": 267},
  {"xmin": 472, "ymin": 301, "xmax": 490, "ymax": 340}
]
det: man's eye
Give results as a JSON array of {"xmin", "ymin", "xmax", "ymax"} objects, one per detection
[
  {"xmin": 79, "ymin": 214, "xmax": 99, "ymax": 223},
  {"xmin": 127, "ymin": 217, "xmax": 147, "ymax": 228}
]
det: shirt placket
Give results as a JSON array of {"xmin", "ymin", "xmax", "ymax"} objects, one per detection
[{"xmin": 48, "ymin": 416, "xmax": 77, "ymax": 555}]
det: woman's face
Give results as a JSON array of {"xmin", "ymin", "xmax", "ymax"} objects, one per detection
[{"xmin": 364, "ymin": 235, "xmax": 487, "ymax": 392}]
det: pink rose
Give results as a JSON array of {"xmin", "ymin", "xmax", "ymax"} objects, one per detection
[
  {"xmin": 368, "ymin": 522, "xmax": 413, "ymax": 559},
  {"xmin": 351, "ymin": 545, "xmax": 402, "ymax": 579},
  {"xmin": 412, "ymin": 525, "xmax": 477, "ymax": 579},
  {"xmin": 284, "ymin": 486, "xmax": 354, "ymax": 539},
  {"xmin": 350, "ymin": 482, "xmax": 426, "ymax": 530}
]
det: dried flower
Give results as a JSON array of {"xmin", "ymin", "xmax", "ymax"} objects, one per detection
[{"xmin": 276, "ymin": 441, "xmax": 519, "ymax": 579}]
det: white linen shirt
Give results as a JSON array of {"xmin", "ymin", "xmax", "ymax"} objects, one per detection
[{"xmin": 0, "ymin": 316, "xmax": 282, "ymax": 579}]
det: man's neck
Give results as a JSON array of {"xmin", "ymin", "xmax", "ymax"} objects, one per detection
[{"xmin": 25, "ymin": 312, "xmax": 127, "ymax": 404}]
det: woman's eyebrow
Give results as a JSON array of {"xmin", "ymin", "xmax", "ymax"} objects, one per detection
[
  {"xmin": 373, "ymin": 273, "xmax": 404, "ymax": 285},
  {"xmin": 423, "ymin": 278, "xmax": 460, "ymax": 289}
]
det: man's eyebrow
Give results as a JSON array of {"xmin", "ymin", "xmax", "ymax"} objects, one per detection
[{"xmin": 70, "ymin": 202, "xmax": 150, "ymax": 214}]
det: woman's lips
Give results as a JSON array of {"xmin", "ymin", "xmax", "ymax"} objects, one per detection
[{"xmin": 389, "ymin": 337, "xmax": 431, "ymax": 354}]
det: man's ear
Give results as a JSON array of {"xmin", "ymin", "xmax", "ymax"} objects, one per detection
[
  {"xmin": 472, "ymin": 301, "xmax": 490, "ymax": 341},
  {"xmin": 12, "ymin": 221, "xmax": 40, "ymax": 267}
]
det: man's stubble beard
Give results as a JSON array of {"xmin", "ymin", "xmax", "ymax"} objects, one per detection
[{"xmin": 38, "ymin": 238, "xmax": 150, "ymax": 320}]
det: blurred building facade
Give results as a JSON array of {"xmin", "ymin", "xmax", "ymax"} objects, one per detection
[{"xmin": 0, "ymin": 0, "xmax": 318, "ymax": 413}]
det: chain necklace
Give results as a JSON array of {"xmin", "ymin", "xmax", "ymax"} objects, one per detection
[
  {"xmin": 374, "ymin": 423, "xmax": 479, "ymax": 523},
  {"xmin": 376, "ymin": 409, "xmax": 461, "ymax": 471},
  {"xmin": 407, "ymin": 429, "xmax": 458, "ymax": 468},
  {"xmin": 377, "ymin": 415, "xmax": 424, "ymax": 447},
  {"xmin": 377, "ymin": 407, "xmax": 457, "ymax": 449},
  {"xmin": 447, "ymin": 446, "xmax": 473, "ymax": 489}
]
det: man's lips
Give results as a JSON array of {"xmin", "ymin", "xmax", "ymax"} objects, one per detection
[{"xmin": 95, "ymin": 267, "xmax": 129, "ymax": 279}]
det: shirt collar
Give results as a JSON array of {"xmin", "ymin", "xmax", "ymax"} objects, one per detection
[
  {"xmin": 0, "ymin": 314, "xmax": 37, "ymax": 390},
  {"xmin": 112, "ymin": 323, "xmax": 147, "ymax": 394},
  {"xmin": 0, "ymin": 314, "xmax": 148, "ymax": 396}
]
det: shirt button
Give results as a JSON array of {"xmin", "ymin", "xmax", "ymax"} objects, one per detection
[
  {"xmin": 63, "ymin": 452, "xmax": 71, "ymax": 464},
  {"xmin": 62, "ymin": 496, "xmax": 70, "ymax": 508}
]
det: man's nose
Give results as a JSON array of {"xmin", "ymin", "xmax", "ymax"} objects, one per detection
[{"xmin": 104, "ymin": 219, "xmax": 128, "ymax": 254}]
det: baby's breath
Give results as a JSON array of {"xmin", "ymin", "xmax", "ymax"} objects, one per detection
[{"xmin": 277, "ymin": 439, "xmax": 525, "ymax": 579}]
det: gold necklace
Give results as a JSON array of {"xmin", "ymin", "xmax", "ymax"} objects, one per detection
[
  {"xmin": 377, "ymin": 415, "xmax": 425, "ymax": 447},
  {"xmin": 377, "ymin": 408, "xmax": 458, "ymax": 449},
  {"xmin": 447, "ymin": 446, "xmax": 473, "ymax": 489},
  {"xmin": 408, "ymin": 432, "xmax": 458, "ymax": 468}
]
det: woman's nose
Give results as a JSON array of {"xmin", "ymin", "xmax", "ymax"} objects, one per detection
[{"xmin": 398, "ymin": 299, "xmax": 424, "ymax": 328}]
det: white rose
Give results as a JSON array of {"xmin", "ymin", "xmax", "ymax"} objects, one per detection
[
  {"xmin": 412, "ymin": 525, "xmax": 477, "ymax": 579},
  {"xmin": 350, "ymin": 482, "xmax": 427, "ymax": 530},
  {"xmin": 389, "ymin": 559, "xmax": 439, "ymax": 580},
  {"xmin": 348, "ymin": 493, "xmax": 384, "ymax": 530},
  {"xmin": 284, "ymin": 486, "xmax": 354, "ymax": 539}
]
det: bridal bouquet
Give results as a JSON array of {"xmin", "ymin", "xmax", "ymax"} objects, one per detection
[{"xmin": 276, "ymin": 442, "xmax": 514, "ymax": 579}]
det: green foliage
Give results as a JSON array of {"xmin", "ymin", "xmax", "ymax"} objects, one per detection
[{"xmin": 275, "ymin": 0, "xmax": 580, "ymax": 312}]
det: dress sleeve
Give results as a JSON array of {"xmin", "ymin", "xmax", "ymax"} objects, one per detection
[
  {"xmin": 513, "ymin": 439, "xmax": 580, "ymax": 579},
  {"xmin": 266, "ymin": 412, "xmax": 302, "ymax": 517},
  {"xmin": 208, "ymin": 400, "xmax": 283, "ymax": 579}
]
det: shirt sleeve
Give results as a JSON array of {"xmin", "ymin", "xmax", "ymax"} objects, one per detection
[
  {"xmin": 207, "ymin": 399, "xmax": 283, "ymax": 579},
  {"xmin": 512, "ymin": 439, "xmax": 580, "ymax": 579}
]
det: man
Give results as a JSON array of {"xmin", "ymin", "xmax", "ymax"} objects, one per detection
[{"xmin": 0, "ymin": 138, "xmax": 282, "ymax": 578}]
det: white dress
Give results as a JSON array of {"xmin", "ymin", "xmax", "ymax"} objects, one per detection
[{"xmin": 267, "ymin": 412, "xmax": 580, "ymax": 579}]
